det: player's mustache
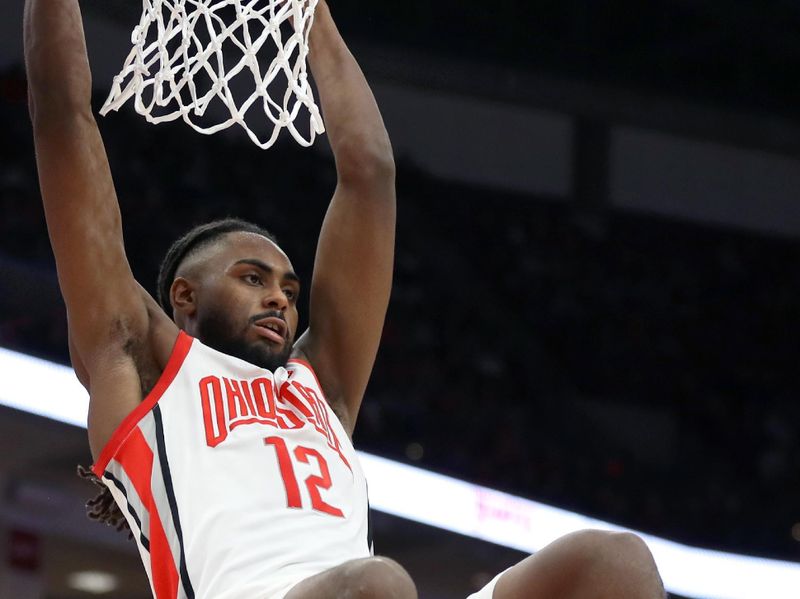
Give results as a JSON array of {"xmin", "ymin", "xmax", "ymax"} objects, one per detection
[{"xmin": 249, "ymin": 310, "xmax": 286, "ymax": 325}]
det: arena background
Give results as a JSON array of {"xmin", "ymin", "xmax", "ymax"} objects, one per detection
[{"xmin": 0, "ymin": 1, "xmax": 799, "ymax": 597}]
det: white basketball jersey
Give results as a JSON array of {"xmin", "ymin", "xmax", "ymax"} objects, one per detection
[{"xmin": 91, "ymin": 332, "xmax": 372, "ymax": 599}]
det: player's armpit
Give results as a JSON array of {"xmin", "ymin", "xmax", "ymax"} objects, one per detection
[
  {"xmin": 68, "ymin": 284, "xmax": 179, "ymax": 391},
  {"xmin": 80, "ymin": 284, "xmax": 179, "ymax": 460}
]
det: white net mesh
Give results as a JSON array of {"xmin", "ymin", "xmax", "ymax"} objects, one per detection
[{"xmin": 99, "ymin": 0, "xmax": 324, "ymax": 149}]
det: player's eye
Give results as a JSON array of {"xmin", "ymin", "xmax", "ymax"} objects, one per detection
[
  {"xmin": 283, "ymin": 288, "xmax": 297, "ymax": 300},
  {"xmin": 244, "ymin": 273, "xmax": 262, "ymax": 285}
]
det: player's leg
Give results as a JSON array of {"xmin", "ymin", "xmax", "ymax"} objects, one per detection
[
  {"xmin": 285, "ymin": 556, "xmax": 417, "ymax": 599},
  {"xmin": 479, "ymin": 530, "xmax": 665, "ymax": 599}
]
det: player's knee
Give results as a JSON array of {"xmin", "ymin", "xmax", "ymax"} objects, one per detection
[
  {"xmin": 584, "ymin": 531, "xmax": 664, "ymax": 597},
  {"xmin": 569, "ymin": 530, "xmax": 656, "ymax": 571},
  {"xmin": 350, "ymin": 556, "xmax": 417, "ymax": 599},
  {"xmin": 603, "ymin": 531, "xmax": 656, "ymax": 568},
  {"xmin": 543, "ymin": 530, "xmax": 661, "ymax": 598}
]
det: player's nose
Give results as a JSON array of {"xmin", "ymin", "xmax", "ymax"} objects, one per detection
[{"xmin": 262, "ymin": 283, "xmax": 289, "ymax": 311}]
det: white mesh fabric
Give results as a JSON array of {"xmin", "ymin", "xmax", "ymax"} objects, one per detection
[{"xmin": 100, "ymin": 0, "xmax": 324, "ymax": 149}]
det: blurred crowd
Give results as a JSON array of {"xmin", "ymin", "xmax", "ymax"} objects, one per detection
[{"xmin": 1, "ymin": 66, "xmax": 798, "ymax": 560}]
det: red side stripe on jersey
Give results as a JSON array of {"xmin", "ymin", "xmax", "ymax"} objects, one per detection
[
  {"xmin": 117, "ymin": 428, "xmax": 180, "ymax": 599},
  {"xmin": 92, "ymin": 331, "xmax": 194, "ymax": 477}
]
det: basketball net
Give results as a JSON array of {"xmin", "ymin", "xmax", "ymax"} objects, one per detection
[{"xmin": 99, "ymin": 0, "xmax": 324, "ymax": 149}]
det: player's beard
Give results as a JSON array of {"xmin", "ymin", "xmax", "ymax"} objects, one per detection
[{"xmin": 196, "ymin": 306, "xmax": 293, "ymax": 372}]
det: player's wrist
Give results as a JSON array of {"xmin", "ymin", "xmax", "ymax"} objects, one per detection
[{"xmin": 308, "ymin": 0, "xmax": 337, "ymax": 50}]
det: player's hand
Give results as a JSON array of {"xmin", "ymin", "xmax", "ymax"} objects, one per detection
[{"xmin": 289, "ymin": 0, "xmax": 325, "ymax": 32}]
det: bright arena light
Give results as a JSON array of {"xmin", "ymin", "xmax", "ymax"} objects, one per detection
[
  {"xmin": 0, "ymin": 346, "xmax": 88, "ymax": 427},
  {"xmin": 66, "ymin": 570, "xmax": 119, "ymax": 594},
  {"xmin": 1, "ymin": 346, "xmax": 798, "ymax": 599}
]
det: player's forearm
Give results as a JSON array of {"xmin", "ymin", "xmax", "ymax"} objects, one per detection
[
  {"xmin": 24, "ymin": 0, "xmax": 93, "ymax": 120},
  {"xmin": 308, "ymin": 2, "xmax": 394, "ymax": 183}
]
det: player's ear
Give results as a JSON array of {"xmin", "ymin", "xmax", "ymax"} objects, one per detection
[{"xmin": 171, "ymin": 277, "xmax": 197, "ymax": 319}]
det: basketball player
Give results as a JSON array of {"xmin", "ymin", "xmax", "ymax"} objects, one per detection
[{"xmin": 24, "ymin": 0, "xmax": 665, "ymax": 597}]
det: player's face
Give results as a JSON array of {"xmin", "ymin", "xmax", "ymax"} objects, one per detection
[{"xmin": 192, "ymin": 232, "xmax": 300, "ymax": 371}]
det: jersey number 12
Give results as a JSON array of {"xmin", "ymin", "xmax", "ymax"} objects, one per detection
[{"xmin": 264, "ymin": 436, "xmax": 344, "ymax": 517}]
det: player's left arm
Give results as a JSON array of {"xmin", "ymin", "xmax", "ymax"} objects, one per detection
[{"xmin": 294, "ymin": 1, "xmax": 395, "ymax": 434}]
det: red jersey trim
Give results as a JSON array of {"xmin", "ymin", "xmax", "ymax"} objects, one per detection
[
  {"xmin": 287, "ymin": 358, "xmax": 350, "ymax": 432},
  {"xmin": 288, "ymin": 358, "xmax": 325, "ymax": 395},
  {"xmin": 92, "ymin": 331, "xmax": 194, "ymax": 477}
]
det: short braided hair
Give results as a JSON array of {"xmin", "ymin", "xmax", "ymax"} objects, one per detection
[{"xmin": 156, "ymin": 218, "xmax": 278, "ymax": 317}]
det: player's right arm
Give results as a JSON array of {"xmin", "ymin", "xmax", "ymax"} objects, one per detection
[{"xmin": 24, "ymin": 0, "xmax": 177, "ymax": 458}]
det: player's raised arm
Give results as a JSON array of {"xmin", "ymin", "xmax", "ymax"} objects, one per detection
[
  {"xmin": 24, "ymin": 0, "xmax": 174, "ymax": 455},
  {"xmin": 295, "ymin": 1, "xmax": 396, "ymax": 433}
]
